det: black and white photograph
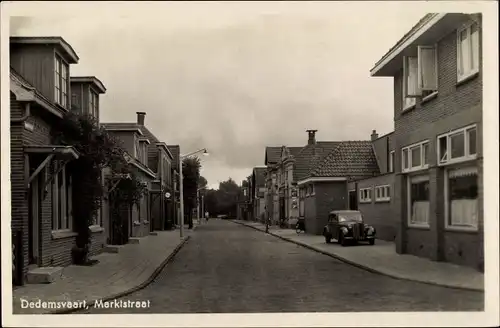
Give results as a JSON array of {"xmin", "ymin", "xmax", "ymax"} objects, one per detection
[{"xmin": 1, "ymin": 1, "xmax": 498, "ymax": 327}]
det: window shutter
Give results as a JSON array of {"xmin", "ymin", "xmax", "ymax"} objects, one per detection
[{"xmin": 418, "ymin": 45, "xmax": 438, "ymax": 91}]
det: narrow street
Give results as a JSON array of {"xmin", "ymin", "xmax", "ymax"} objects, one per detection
[{"xmin": 83, "ymin": 220, "xmax": 483, "ymax": 313}]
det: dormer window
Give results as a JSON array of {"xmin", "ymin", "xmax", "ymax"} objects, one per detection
[
  {"xmin": 89, "ymin": 90, "xmax": 98, "ymax": 118},
  {"xmin": 54, "ymin": 55, "xmax": 69, "ymax": 108}
]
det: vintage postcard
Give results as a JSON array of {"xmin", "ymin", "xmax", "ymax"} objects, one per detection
[{"xmin": 1, "ymin": 1, "xmax": 498, "ymax": 327}]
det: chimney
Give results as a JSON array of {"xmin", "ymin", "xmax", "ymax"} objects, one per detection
[
  {"xmin": 136, "ymin": 112, "xmax": 146, "ymax": 125},
  {"xmin": 306, "ymin": 129, "xmax": 318, "ymax": 145},
  {"xmin": 371, "ymin": 129, "xmax": 379, "ymax": 141}
]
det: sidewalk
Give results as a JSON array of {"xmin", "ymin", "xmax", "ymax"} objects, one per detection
[
  {"xmin": 233, "ymin": 220, "xmax": 484, "ymax": 292},
  {"xmin": 12, "ymin": 225, "xmax": 199, "ymax": 314}
]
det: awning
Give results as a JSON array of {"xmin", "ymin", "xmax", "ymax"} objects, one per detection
[{"xmin": 24, "ymin": 145, "xmax": 80, "ymax": 160}]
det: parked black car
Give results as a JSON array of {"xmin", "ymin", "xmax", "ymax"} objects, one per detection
[{"xmin": 322, "ymin": 210, "xmax": 376, "ymax": 246}]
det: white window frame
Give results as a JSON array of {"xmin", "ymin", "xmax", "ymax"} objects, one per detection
[
  {"xmin": 54, "ymin": 55, "xmax": 69, "ymax": 108},
  {"xmin": 457, "ymin": 21, "xmax": 480, "ymax": 83},
  {"xmin": 375, "ymin": 185, "xmax": 391, "ymax": 202},
  {"xmin": 359, "ymin": 187, "xmax": 372, "ymax": 203},
  {"xmin": 311, "ymin": 184, "xmax": 315, "ymax": 196},
  {"xmin": 389, "ymin": 150, "xmax": 395, "ymax": 173},
  {"xmin": 437, "ymin": 124, "xmax": 477, "ymax": 166},
  {"xmin": 444, "ymin": 166, "xmax": 479, "ymax": 232},
  {"xmin": 401, "ymin": 140, "xmax": 430, "ymax": 173},
  {"xmin": 407, "ymin": 174, "xmax": 430, "ymax": 228},
  {"xmin": 402, "ymin": 45, "xmax": 439, "ymax": 112},
  {"xmin": 402, "ymin": 56, "xmax": 417, "ymax": 111},
  {"xmin": 89, "ymin": 89, "xmax": 98, "ymax": 118},
  {"xmin": 52, "ymin": 166, "xmax": 72, "ymax": 232}
]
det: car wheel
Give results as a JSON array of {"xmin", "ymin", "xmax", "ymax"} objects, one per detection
[
  {"xmin": 339, "ymin": 233, "xmax": 347, "ymax": 247},
  {"xmin": 325, "ymin": 234, "xmax": 332, "ymax": 244},
  {"xmin": 369, "ymin": 238, "xmax": 375, "ymax": 245}
]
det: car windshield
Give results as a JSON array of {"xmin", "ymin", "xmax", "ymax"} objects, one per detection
[{"xmin": 338, "ymin": 213, "xmax": 363, "ymax": 222}]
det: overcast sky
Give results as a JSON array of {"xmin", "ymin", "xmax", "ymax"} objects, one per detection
[{"xmin": 6, "ymin": 1, "xmax": 480, "ymax": 189}]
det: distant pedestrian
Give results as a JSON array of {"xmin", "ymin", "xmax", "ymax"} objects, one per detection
[{"xmin": 205, "ymin": 211, "xmax": 209, "ymax": 222}]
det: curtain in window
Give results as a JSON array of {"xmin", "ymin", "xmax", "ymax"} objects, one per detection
[
  {"xmin": 451, "ymin": 199, "xmax": 478, "ymax": 226},
  {"xmin": 411, "ymin": 201, "xmax": 430, "ymax": 224}
]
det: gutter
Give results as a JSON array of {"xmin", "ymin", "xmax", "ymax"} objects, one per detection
[{"xmin": 11, "ymin": 102, "xmax": 31, "ymax": 123}]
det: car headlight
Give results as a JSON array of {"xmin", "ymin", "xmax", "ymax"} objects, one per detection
[
  {"xmin": 347, "ymin": 223, "xmax": 353, "ymax": 229},
  {"xmin": 367, "ymin": 227, "xmax": 375, "ymax": 234},
  {"xmin": 341, "ymin": 227, "xmax": 348, "ymax": 234}
]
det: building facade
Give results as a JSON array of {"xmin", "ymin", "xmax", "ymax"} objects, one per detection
[
  {"xmin": 9, "ymin": 36, "xmax": 111, "ymax": 285},
  {"xmin": 371, "ymin": 13, "xmax": 483, "ymax": 270}
]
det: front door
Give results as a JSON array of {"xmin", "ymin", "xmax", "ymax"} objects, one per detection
[
  {"xmin": 28, "ymin": 174, "xmax": 41, "ymax": 265},
  {"xmin": 349, "ymin": 190, "xmax": 358, "ymax": 210}
]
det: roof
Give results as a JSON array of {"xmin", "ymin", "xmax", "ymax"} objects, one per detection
[
  {"xmin": 253, "ymin": 167, "xmax": 267, "ymax": 187},
  {"xmin": 167, "ymin": 145, "xmax": 180, "ymax": 170},
  {"xmin": 101, "ymin": 123, "xmax": 144, "ymax": 135},
  {"xmin": 371, "ymin": 14, "xmax": 434, "ymax": 71},
  {"xmin": 10, "ymin": 67, "xmax": 65, "ymax": 118},
  {"xmin": 10, "ymin": 36, "xmax": 79, "ymax": 64},
  {"xmin": 265, "ymin": 146, "xmax": 281, "ymax": 165},
  {"xmin": 265, "ymin": 146, "xmax": 302, "ymax": 165},
  {"xmin": 293, "ymin": 142, "xmax": 339, "ymax": 182},
  {"xmin": 308, "ymin": 141, "xmax": 379, "ymax": 181},
  {"xmin": 70, "ymin": 76, "xmax": 106, "ymax": 94}
]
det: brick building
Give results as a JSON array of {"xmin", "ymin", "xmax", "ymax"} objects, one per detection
[
  {"xmin": 347, "ymin": 130, "xmax": 396, "ymax": 242},
  {"xmin": 370, "ymin": 13, "xmax": 483, "ymax": 270},
  {"xmin": 250, "ymin": 167, "xmax": 267, "ymax": 221},
  {"xmin": 9, "ymin": 36, "xmax": 107, "ymax": 285},
  {"xmin": 101, "ymin": 111, "xmax": 175, "ymax": 242}
]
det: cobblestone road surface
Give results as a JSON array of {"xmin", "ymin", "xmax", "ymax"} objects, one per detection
[{"xmin": 83, "ymin": 219, "xmax": 483, "ymax": 313}]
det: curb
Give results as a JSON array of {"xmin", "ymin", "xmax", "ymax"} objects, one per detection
[
  {"xmin": 51, "ymin": 236, "xmax": 192, "ymax": 314},
  {"xmin": 232, "ymin": 220, "xmax": 483, "ymax": 293}
]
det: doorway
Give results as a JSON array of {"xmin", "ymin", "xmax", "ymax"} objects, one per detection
[{"xmin": 349, "ymin": 190, "xmax": 358, "ymax": 210}]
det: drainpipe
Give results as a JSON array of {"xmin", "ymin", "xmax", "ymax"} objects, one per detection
[{"xmin": 11, "ymin": 102, "xmax": 31, "ymax": 123}]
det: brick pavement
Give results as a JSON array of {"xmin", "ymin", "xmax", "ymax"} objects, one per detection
[
  {"xmin": 12, "ymin": 225, "xmax": 199, "ymax": 314},
  {"xmin": 233, "ymin": 220, "xmax": 484, "ymax": 292},
  {"xmin": 84, "ymin": 219, "xmax": 483, "ymax": 313}
]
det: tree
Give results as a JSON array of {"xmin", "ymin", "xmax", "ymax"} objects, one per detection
[
  {"xmin": 216, "ymin": 178, "xmax": 241, "ymax": 217},
  {"xmin": 182, "ymin": 156, "xmax": 201, "ymax": 228},
  {"xmin": 52, "ymin": 112, "xmax": 147, "ymax": 263},
  {"xmin": 199, "ymin": 176, "xmax": 208, "ymax": 189}
]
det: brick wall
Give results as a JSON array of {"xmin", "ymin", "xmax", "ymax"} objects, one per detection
[
  {"xmin": 392, "ymin": 16, "xmax": 483, "ymax": 269},
  {"xmin": 372, "ymin": 133, "xmax": 395, "ymax": 174},
  {"xmin": 351, "ymin": 174, "xmax": 397, "ymax": 241},
  {"xmin": 304, "ymin": 182, "xmax": 347, "ymax": 235},
  {"xmin": 10, "ymin": 94, "xmax": 29, "ymax": 278}
]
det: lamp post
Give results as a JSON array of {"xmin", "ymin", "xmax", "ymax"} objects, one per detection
[
  {"xmin": 197, "ymin": 186, "xmax": 207, "ymax": 224},
  {"xmin": 179, "ymin": 148, "xmax": 209, "ymax": 238}
]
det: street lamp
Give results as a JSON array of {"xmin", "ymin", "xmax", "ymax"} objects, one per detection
[
  {"xmin": 197, "ymin": 186, "xmax": 207, "ymax": 224},
  {"xmin": 179, "ymin": 148, "xmax": 209, "ymax": 238}
]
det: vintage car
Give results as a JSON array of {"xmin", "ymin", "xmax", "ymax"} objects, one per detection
[{"xmin": 322, "ymin": 210, "xmax": 376, "ymax": 246}]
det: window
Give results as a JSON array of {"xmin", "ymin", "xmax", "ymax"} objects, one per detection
[
  {"xmin": 306, "ymin": 185, "xmax": 310, "ymax": 197},
  {"xmin": 402, "ymin": 56, "xmax": 417, "ymax": 109},
  {"xmin": 389, "ymin": 151, "xmax": 395, "ymax": 173},
  {"xmin": 437, "ymin": 125, "xmax": 477, "ymax": 165},
  {"xmin": 359, "ymin": 187, "xmax": 372, "ymax": 203},
  {"xmin": 402, "ymin": 45, "xmax": 438, "ymax": 111},
  {"xmin": 445, "ymin": 166, "xmax": 478, "ymax": 230},
  {"xmin": 89, "ymin": 90, "xmax": 98, "ymax": 118},
  {"xmin": 407, "ymin": 175, "xmax": 430, "ymax": 227},
  {"xmin": 401, "ymin": 140, "xmax": 430, "ymax": 173},
  {"xmin": 375, "ymin": 185, "xmax": 391, "ymax": 202},
  {"xmin": 52, "ymin": 166, "xmax": 72, "ymax": 231},
  {"xmin": 54, "ymin": 56, "xmax": 69, "ymax": 108},
  {"xmin": 142, "ymin": 143, "xmax": 147, "ymax": 164},
  {"xmin": 311, "ymin": 184, "xmax": 315, "ymax": 196},
  {"xmin": 457, "ymin": 21, "xmax": 480, "ymax": 82}
]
